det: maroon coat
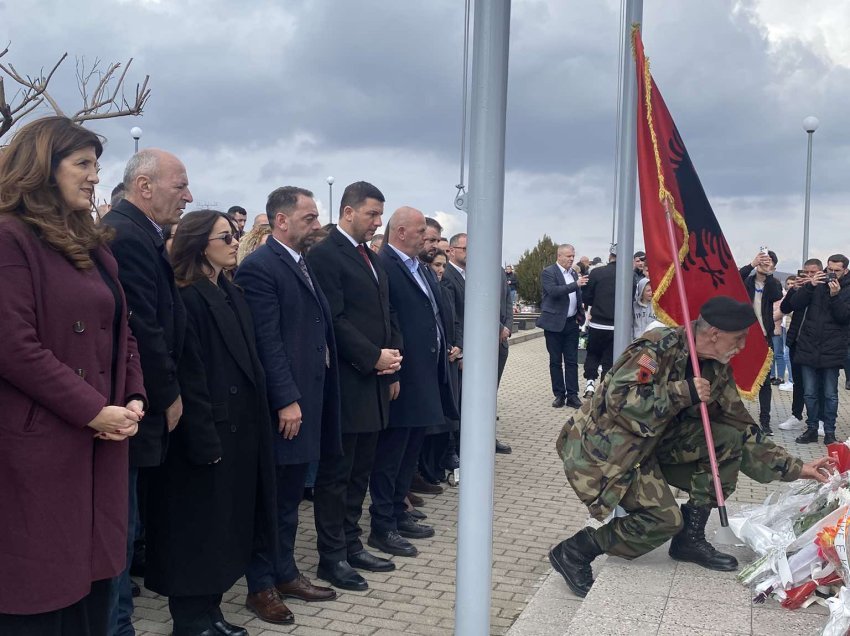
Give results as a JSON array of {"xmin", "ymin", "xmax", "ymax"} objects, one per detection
[{"xmin": 0, "ymin": 217, "xmax": 145, "ymax": 614}]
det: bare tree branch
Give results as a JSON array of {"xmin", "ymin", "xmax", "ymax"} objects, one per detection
[{"xmin": 0, "ymin": 44, "xmax": 151, "ymax": 141}]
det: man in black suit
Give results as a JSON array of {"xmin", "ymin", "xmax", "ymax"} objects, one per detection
[
  {"xmin": 102, "ymin": 149, "xmax": 192, "ymax": 636},
  {"xmin": 235, "ymin": 187, "xmax": 342, "ymax": 624},
  {"xmin": 537, "ymin": 244, "xmax": 588, "ymax": 409},
  {"xmin": 370, "ymin": 207, "xmax": 457, "ymax": 557},
  {"xmin": 442, "ymin": 232, "xmax": 513, "ymax": 454},
  {"xmin": 306, "ymin": 182, "xmax": 403, "ymax": 591}
]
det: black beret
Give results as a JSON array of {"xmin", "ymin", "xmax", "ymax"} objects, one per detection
[{"xmin": 699, "ymin": 296, "xmax": 757, "ymax": 331}]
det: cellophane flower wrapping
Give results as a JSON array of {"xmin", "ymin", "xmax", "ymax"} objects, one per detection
[{"xmin": 730, "ymin": 472, "xmax": 850, "ymax": 604}]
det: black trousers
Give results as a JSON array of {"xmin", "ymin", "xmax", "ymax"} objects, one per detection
[
  {"xmin": 758, "ymin": 338, "xmax": 773, "ymax": 425},
  {"xmin": 420, "ymin": 432, "xmax": 450, "ymax": 483},
  {"xmin": 246, "ymin": 462, "xmax": 309, "ymax": 592},
  {"xmin": 314, "ymin": 431, "xmax": 379, "ymax": 563},
  {"xmin": 543, "ymin": 319, "xmax": 580, "ymax": 398},
  {"xmin": 0, "ymin": 579, "xmax": 111, "ymax": 636},
  {"xmin": 370, "ymin": 427, "xmax": 427, "ymax": 534},
  {"xmin": 168, "ymin": 593, "xmax": 223, "ymax": 636},
  {"xmin": 584, "ymin": 327, "xmax": 615, "ymax": 381}
]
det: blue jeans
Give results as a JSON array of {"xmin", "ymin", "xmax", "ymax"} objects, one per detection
[
  {"xmin": 772, "ymin": 329, "xmax": 789, "ymax": 381},
  {"xmin": 109, "ymin": 466, "xmax": 138, "ymax": 636},
  {"xmin": 801, "ymin": 366, "xmax": 839, "ymax": 434}
]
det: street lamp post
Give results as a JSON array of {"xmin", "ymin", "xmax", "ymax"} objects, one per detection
[
  {"xmin": 326, "ymin": 176, "xmax": 335, "ymax": 224},
  {"xmin": 130, "ymin": 126, "xmax": 143, "ymax": 154},
  {"xmin": 802, "ymin": 116, "xmax": 819, "ymax": 265}
]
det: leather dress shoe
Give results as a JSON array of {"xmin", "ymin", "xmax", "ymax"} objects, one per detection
[
  {"xmin": 410, "ymin": 473, "xmax": 443, "ymax": 495},
  {"xmin": 397, "ymin": 516, "xmax": 435, "ymax": 539},
  {"xmin": 316, "ymin": 560, "xmax": 368, "ymax": 591},
  {"xmin": 408, "ymin": 507, "xmax": 427, "ymax": 521},
  {"xmin": 276, "ymin": 573, "xmax": 336, "ymax": 602},
  {"xmin": 302, "ymin": 486, "xmax": 315, "ymax": 502},
  {"xmin": 245, "ymin": 588, "xmax": 294, "ymax": 625},
  {"xmin": 348, "ymin": 549, "xmax": 396, "ymax": 572},
  {"xmin": 407, "ymin": 491, "xmax": 425, "ymax": 507},
  {"xmin": 565, "ymin": 395, "xmax": 583, "ymax": 409},
  {"xmin": 495, "ymin": 439, "xmax": 512, "ymax": 454},
  {"xmin": 368, "ymin": 530, "xmax": 419, "ymax": 557},
  {"xmin": 176, "ymin": 629, "xmax": 217, "ymax": 636},
  {"xmin": 552, "ymin": 396, "xmax": 565, "ymax": 408},
  {"xmin": 212, "ymin": 618, "xmax": 248, "ymax": 636}
]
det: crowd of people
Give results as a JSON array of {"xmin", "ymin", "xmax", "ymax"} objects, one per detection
[
  {"xmin": 3, "ymin": 115, "xmax": 849, "ymax": 636},
  {"xmin": 0, "ymin": 116, "xmax": 514, "ymax": 636},
  {"xmin": 532, "ymin": 241, "xmax": 850, "ymax": 445}
]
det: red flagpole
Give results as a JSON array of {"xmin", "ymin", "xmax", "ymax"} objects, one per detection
[{"xmin": 663, "ymin": 201, "xmax": 729, "ymax": 527}]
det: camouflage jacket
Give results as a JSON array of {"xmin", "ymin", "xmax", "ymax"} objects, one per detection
[{"xmin": 556, "ymin": 326, "xmax": 804, "ymax": 521}]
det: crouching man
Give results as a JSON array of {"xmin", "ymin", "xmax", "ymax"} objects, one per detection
[{"xmin": 550, "ymin": 296, "xmax": 834, "ymax": 598}]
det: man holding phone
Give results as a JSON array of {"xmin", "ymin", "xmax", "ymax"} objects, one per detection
[{"xmin": 787, "ymin": 254, "xmax": 850, "ymax": 445}]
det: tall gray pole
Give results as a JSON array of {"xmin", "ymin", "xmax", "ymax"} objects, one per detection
[
  {"xmin": 801, "ymin": 116, "xmax": 818, "ymax": 264},
  {"xmin": 612, "ymin": 0, "xmax": 644, "ymax": 360},
  {"xmin": 454, "ymin": 1, "xmax": 511, "ymax": 634}
]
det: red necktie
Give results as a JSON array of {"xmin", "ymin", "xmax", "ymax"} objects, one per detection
[{"xmin": 357, "ymin": 244, "xmax": 372, "ymax": 268}]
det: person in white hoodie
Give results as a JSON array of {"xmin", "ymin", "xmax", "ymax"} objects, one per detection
[{"xmin": 633, "ymin": 277, "xmax": 658, "ymax": 339}]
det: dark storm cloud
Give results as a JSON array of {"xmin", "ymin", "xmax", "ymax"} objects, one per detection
[{"xmin": 2, "ymin": 0, "xmax": 849, "ymax": 265}]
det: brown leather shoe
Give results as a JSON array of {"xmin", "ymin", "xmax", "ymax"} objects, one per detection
[
  {"xmin": 245, "ymin": 588, "xmax": 294, "ymax": 624},
  {"xmin": 276, "ymin": 573, "xmax": 337, "ymax": 602},
  {"xmin": 410, "ymin": 472, "xmax": 443, "ymax": 495},
  {"xmin": 407, "ymin": 492, "xmax": 425, "ymax": 507}
]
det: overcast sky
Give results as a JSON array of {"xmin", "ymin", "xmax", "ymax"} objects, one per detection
[{"xmin": 2, "ymin": 0, "xmax": 849, "ymax": 271}]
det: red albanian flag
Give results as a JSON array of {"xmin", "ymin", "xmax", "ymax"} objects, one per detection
[{"xmin": 633, "ymin": 26, "xmax": 771, "ymax": 397}]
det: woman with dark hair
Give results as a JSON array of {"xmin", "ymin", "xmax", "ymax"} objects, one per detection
[
  {"xmin": 144, "ymin": 210, "xmax": 276, "ymax": 636},
  {"xmin": 418, "ymin": 248, "xmax": 462, "ymax": 485},
  {"xmin": 0, "ymin": 116, "xmax": 145, "ymax": 635}
]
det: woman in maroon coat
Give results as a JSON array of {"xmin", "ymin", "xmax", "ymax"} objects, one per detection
[{"xmin": 0, "ymin": 117, "xmax": 146, "ymax": 636}]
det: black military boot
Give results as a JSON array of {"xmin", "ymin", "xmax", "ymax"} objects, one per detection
[
  {"xmin": 548, "ymin": 527, "xmax": 604, "ymax": 598},
  {"xmin": 668, "ymin": 503, "xmax": 738, "ymax": 571}
]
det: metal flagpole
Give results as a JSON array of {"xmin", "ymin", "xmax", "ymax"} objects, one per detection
[
  {"xmin": 612, "ymin": 0, "xmax": 644, "ymax": 360},
  {"xmin": 454, "ymin": 1, "xmax": 511, "ymax": 634},
  {"xmin": 801, "ymin": 116, "xmax": 819, "ymax": 265}
]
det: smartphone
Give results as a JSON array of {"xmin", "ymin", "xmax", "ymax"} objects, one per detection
[
  {"xmin": 797, "ymin": 269, "xmax": 807, "ymax": 278},
  {"xmin": 759, "ymin": 246, "xmax": 769, "ymax": 256}
]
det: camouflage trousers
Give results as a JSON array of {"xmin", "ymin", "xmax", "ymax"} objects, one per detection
[{"xmin": 593, "ymin": 417, "xmax": 743, "ymax": 559}]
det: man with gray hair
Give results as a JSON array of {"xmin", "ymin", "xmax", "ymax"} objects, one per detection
[
  {"xmin": 102, "ymin": 148, "xmax": 194, "ymax": 635},
  {"xmin": 537, "ymin": 244, "xmax": 588, "ymax": 409}
]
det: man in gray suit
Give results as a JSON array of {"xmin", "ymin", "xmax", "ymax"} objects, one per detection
[{"xmin": 537, "ymin": 244, "xmax": 588, "ymax": 409}]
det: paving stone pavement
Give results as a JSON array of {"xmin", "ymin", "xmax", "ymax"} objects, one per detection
[{"xmin": 132, "ymin": 333, "xmax": 850, "ymax": 635}]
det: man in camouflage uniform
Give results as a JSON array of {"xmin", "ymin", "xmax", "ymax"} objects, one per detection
[{"xmin": 550, "ymin": 296, "xmax": 835, "ymax": 598}]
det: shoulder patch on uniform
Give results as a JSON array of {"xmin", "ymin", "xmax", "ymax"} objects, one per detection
[{"xmin": 637, "ymin": 354, "xmax": 658, "ymax": 374}]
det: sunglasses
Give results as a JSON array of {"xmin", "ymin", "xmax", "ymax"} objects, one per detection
[{"xmin": 209, "ymin": 233, "xmax": 236, "ymax": 245}]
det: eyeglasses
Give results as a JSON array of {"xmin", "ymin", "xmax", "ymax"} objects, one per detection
[{"xmin": 209, "ymin": 233, "xmax": 235, "ymax": 245}]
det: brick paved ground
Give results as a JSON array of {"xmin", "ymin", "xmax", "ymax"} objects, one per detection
[{"xmin": 133, "ymin": 334, "xmax": 850, "ymax": 635}]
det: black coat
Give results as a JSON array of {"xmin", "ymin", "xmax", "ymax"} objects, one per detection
[
  {"xmin": 234, "ymin": 239, "xmax": 342, "ymax": 464},
  {"xmin": 307, "ymin": 228, "xmax": 402, "ymax": 434},
  {"xmin": 787, "ymin": 275, "xmax": 850, "ymax": 368},
  {"xmin": 739, "ymin": 265, "xmax": 783, "ymax": 341},
  {"xmin": 144, "ymin": 275, "xmax": 276, "ymax": 597},
  {"xmin": 583, "ymin": 262, "xmax": 616, "ymax": 327},
  {"xmin": 379, "ymin": 245, "xmax": 458, "ymax": 428},
  {"xmin": 441, "ymin": 262, "xmax": 465, "ymax": 349},
  {"xmin": 102, "ymin": 200, "xmax": 186, "ymax": 467}
]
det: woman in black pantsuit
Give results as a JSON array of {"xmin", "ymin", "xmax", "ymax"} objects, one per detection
[{"xmin": 144, "ymin": 211, "xmax": 276, "ymax": 636}]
